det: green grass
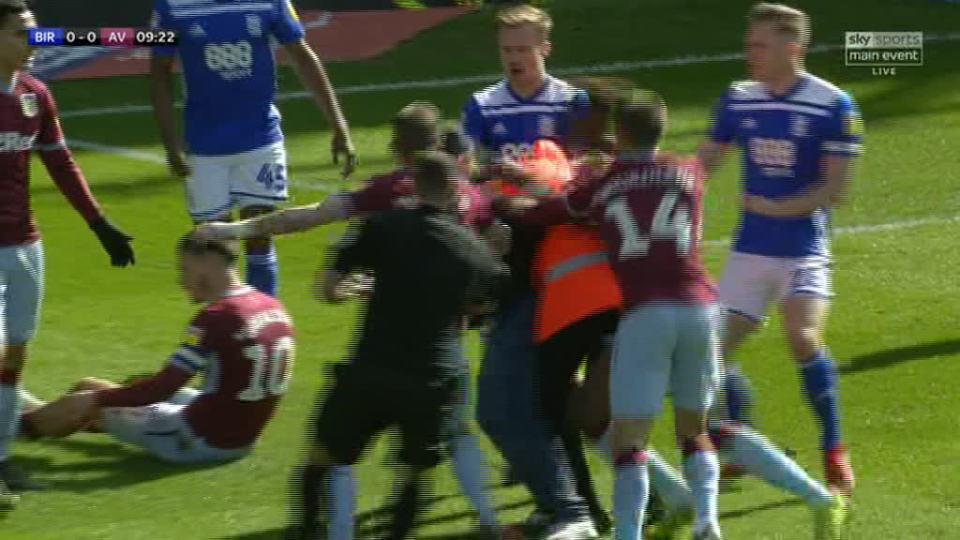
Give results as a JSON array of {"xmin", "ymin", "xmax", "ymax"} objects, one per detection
[{"xmin": 4, "ymin": 0, "xmax": 960, "ymax": 537}]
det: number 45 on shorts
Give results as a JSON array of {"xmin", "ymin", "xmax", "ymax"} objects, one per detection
[{"xmin": 255, "ymin": 163, "xmax": 287, "ymax": 192}]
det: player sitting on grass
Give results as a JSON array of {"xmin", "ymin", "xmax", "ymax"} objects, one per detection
[
  {"xmin": 20, "ymin": 234, "xmax": 295, "ymax": 464},
  {"xmin": 198, "ymin": 103, "xmax": 503, "ymax": 534},
  {"xmin": 287, "ymin": 151, "xmax": 509, "ymax": 540}
]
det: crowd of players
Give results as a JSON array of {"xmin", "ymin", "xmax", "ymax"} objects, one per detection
[{"xmin": 0, "ymin": 0, "xmax": 864, "ymax": 538}]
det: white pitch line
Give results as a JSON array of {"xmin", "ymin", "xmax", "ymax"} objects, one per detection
[
  {"xmin": 66, "ymin": 139, "xmax": 167, "ymax": 164},
  {"xmin": 66, "ymin": 138, "xmax": 339, "ymax": 193},
  {"xmin": 63, "ymin": 130, "xmax": 960, "ymax": 239},
  {"xmin": 60, "ymin": 32, "xmax": 960, "ymax": 234},
  {"xmin": 702, "ymin": 214, "xmax": 959, "ymax": 247},
  {"xmin": 59, "ymin": 32, "xmax": 960, "ymax": 120}
]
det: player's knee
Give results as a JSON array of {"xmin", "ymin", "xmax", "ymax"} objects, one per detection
[
  {"xmin": 721, "ymin": 311, "xmax": 759, "ymax": 355},
  {"xmin": 612, "ymin": 418, "xmax": 652, "ymax": 453},
  {"xmin": 785, "ymin": 326, "xmax": 823, "ymax": 360}
]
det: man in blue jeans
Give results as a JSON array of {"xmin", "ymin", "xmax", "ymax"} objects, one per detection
[{"xmin": 463, "ymin": 5, "xmax": 596, "ymax": 538}]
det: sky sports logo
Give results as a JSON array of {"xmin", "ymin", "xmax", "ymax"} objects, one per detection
[{"xmin": 845, "ymin": 32, "xmax": 923, "ymax": 75}]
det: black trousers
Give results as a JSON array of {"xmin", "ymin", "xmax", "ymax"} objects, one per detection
[{"xmin": 538, "ymin": 310, "xmax": 620, "ymax": 520}]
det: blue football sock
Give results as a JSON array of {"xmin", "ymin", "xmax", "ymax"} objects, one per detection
[
  {"xmin": 799, "ymin": 350, "xmax": 843, "ymax": 451},
  {"xmin": 246, "ymin": 245, "xmax": 279, "ymax": 297},
  {"xmin": 723, "ymin": 364, "xmax": 754, "ymax": 425}
]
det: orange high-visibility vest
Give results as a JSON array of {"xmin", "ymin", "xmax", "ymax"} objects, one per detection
[{"xmin": 532, "ymin": 224, "xmax": 624, "ymax": 344}]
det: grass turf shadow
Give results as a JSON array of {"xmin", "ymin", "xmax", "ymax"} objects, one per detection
[
  {"xmin": 840, "ymin": 338, "xmax": 960, "ymax": 375},
  {"xmin": 14, "ymin": 437, "xmax": 229, "ymax": 494}
]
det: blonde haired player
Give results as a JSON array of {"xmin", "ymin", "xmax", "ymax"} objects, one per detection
[{"xmin": 699, "ymin": 2, "xmax": 862, "ymax": 499}]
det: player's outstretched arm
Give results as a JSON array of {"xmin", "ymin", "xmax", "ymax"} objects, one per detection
[
  {"xmin": 745, "ymin": 155, "xmax": 856, "ymax": 218},
  {"xmin": 150, "ymin": 54, "xmax": 190, "ymax": 178},
  {"xmin": 284, "ymin": 39, "xmax": 357, "ymax": 177},
  {"xmin": 195, "ymin": 197, "xmax": 349, "ymax": 240}
]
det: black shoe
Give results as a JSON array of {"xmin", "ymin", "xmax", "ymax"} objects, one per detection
[{"xmin": 0, "ymin": 461, "xmax": 46, "ymax": 492}]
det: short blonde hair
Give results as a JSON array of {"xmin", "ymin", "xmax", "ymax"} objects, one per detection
[
  {"xmin": 748, "ymin": 3, "xmax": 811, "ymax": 46},
  {"xmin": 496, "ymin": 4, "xmax": 553, "ymax": 40}
]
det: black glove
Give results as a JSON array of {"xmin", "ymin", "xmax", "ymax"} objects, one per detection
[{"xmin": 90, "ymin": 217, "xmax": 135, "ymax": 267}]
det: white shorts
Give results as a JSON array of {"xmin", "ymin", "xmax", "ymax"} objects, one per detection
[
  {"xmin": 186, "ymin": 142, "xmax": 289, "ymax": 223},
  {"xmin": 610, "ymin": 302, "xmax": 721, "ymax": 419},
  {"xmin": 101, "ymin": 388, "xmax": 250, "ymax": 464},
  {"xmin": 0, "ymin": 241, "xmax": 44, "ymax": 345},
  {"xmin": 718, "ymin": 251, "xmax": 832, "ymax": 323}
]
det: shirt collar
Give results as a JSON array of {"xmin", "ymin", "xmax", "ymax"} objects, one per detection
[
  {"xmin": 507, "ymin": 74, "xmax": 552, "ymax": 103},
  {"xmin": 224, "ymin": 286, "xmax": 254, "ymax": 298}
]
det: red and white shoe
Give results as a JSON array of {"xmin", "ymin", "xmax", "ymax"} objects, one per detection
[{"xmin": 825, "ymin": 446, "xmax": 856, "ymax": 497}]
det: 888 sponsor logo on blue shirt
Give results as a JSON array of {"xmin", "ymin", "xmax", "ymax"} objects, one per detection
[{"xmin": 203, "ymin": 41, "xmax": 254, "ymax": 80}]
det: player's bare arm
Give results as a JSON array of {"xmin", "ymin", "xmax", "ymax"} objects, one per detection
[
  {"xmin": 149, "ymin": 54, "xmax": 189, "ymax": 178},
  {"xmin": 745, "ymin": 155, "xmax": 856, "ymax": 217},
  {"xmin": 195, "ymin": 196, "xmax": 349, "ymax": 240},
  {"xmin": 284, "ymin": 39, "xmax": 357, "ymax": 177},
  {"xmin": 697, "ymin": 141, "xmax": 731, "ymax": 177}
]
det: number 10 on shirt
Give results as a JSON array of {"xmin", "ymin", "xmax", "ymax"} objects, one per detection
[{"xmin": 237, "ymin": 336, "xmax": 295, "ymax": 401}]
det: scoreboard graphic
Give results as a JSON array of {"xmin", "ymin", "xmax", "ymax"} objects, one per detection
[{"xmin": 28, "ymin": 28, "xmax": 178, "ymax": 47}]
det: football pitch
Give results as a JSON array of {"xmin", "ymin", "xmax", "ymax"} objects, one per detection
[{"xmin": 5, "ymin": 0, "xmax": 959, "ymax": 538}]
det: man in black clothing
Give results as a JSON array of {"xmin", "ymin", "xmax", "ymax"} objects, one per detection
[{"xmin": 289, "ymin": 151, "xmax": 509, "ymax": 540}]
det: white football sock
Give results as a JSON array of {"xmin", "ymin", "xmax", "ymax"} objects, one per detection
[
  {"xmin": 598, "ymin": 428, "xmax": 693, "ymax": 513},
  {"xmin": 647, "ymin": 448, "xmax": 695, "ymax": 512},
  {"xmin": 683, "ymin": 450, "xmax": 720, "ymax": 531},
  {"xmin": 451, "ymin": 432, "xmax": 499, "ymax": 527},
  {"xmin": 613, "ymin": 452, "xmax": 648, "ymax": 540},
  {"xmin": 729, "ymin": 427, "xmax": 833, "ymax": 506},
  {"xmin": 327, "ymin": 465, "xmax": 356, "ymax": 540},
  {"xmin": 0, "ymin": 383, "xmax": 20, "ymax": 461}
]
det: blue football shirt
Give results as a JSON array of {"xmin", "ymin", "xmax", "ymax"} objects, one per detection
[
  {"xmin": 710, "ymin": 73, "xmax": 864, "ymax": 257},
  {"xmin": 151, "ymin": 0, "xmax": 305, "ymax": 155}
]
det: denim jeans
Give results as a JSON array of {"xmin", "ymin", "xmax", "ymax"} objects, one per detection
[{"xmin": 476, "ymin": 293, "xmax": 587, "ymax": 521}]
